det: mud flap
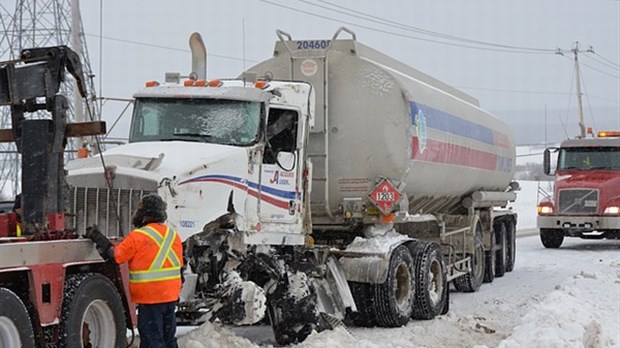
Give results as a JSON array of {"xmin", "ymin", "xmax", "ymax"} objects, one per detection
[{"xmin": 313, "ymin": 255, "xmax": 357, "ymax": 320}]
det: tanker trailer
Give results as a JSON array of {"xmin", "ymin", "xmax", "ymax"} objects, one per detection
[{"xmin": 65, "ymin": 28, "xmax": 518, "ymax": 344}]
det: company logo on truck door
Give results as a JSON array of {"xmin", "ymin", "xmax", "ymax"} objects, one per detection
[
  {"xmin": 178, "ymin": 174, "xmax": 296, "ymax": 209},
  {"xmin": 269, "ymin": 170, "xmax": 294, "ymax": 185},
  {"xmin": 410, "ymin": 101, "xmax": 513, "ymax": 172}
]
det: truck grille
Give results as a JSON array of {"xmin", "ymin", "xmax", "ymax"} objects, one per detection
[
  {"xmin": 558, "ymin": 189, "xmax": 598, "ymax": 215},
  {"xmin": 67, "ymin": 187, "xmax": 155, "ymax": 237}
]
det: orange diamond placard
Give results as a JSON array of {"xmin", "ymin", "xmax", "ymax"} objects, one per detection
[{"xmin": 368, "ymin": 179, "xmax": 401, "ymax": 215}]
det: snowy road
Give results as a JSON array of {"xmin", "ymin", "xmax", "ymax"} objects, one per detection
[{"xmin": 177, "ymin": 232, "xmax": 620, "ymax": 348}]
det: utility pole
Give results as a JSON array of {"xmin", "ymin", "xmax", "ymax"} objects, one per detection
[{"xmin": 557, "ymin": 42, "xmax": 594, "ymax": 139}]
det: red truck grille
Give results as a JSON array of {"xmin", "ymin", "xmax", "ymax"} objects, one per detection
[{"xmin": 558, "ymin": 189, "xmax": 599, "ymax": 215}]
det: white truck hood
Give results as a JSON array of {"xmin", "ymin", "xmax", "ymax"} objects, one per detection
[{"xmin": 67, "ymin": 141, "xmax": 248, "ymax": 189}]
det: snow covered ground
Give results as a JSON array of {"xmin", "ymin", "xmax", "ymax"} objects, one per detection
[{"xmin": 174, "ymin": 180, "xmax": 620, "ymax": 348}]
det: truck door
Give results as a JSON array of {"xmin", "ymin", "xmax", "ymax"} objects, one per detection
[{"xmin": 258, "ymin": 107, "xmax": 302, "ymax": 224}]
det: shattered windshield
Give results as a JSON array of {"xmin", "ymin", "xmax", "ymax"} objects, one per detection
[
  {"xmin": 558, "ymin": 147, "xmax": 620, "ymax": 171},
  {"xmin": 129, "ymin": 98, "xmax": 261, "ymax": 145}
]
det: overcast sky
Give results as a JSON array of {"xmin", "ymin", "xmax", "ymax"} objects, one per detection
[{"xmin": 13, "ymin": 0, "xmax": 620, "ymax": 144}]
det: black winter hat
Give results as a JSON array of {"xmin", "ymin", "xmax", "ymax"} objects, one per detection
[{"xmin": 132, "ymin": 194, "xmax": 167, "ymax": 227}]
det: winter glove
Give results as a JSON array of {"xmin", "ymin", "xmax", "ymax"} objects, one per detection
[{"xmin": 84, "ymin": 226, "xmax": 114, "ymax": 261}]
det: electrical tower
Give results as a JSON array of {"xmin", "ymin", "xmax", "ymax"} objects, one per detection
[{"xmin": 0, "ymin": 0, "xmax": 100, "ymax": 198}]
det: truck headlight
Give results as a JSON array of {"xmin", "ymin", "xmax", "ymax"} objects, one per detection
[
  {"xmin": 536, "ymin": 202, "xmax": 553, "ymax": 215},
  {"xmin": 604, "ymin": 206, "xmax": 620, "ymax": 215}
]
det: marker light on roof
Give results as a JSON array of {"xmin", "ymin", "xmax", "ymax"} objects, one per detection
[
  {"xmin": 184, "ymin": 80, "xmax": 196, "ymax": 87},
  {"xmin": 255, "ymin": 80, "xmax": 268, "ymax": 89},
  {"xmin": 598, "ymin": 131, "xmax": 620, "ymax": 138},
  {"xmin": 194, "ymin": 79, "xmax": 207, "ymax": 87},
  {"xmin": 145, "ymin": 80, "xmax": 160, "ymax": 87},
  {"xmin": 208, "ymin": 79, "xmax": 222, "ymax": 87}
]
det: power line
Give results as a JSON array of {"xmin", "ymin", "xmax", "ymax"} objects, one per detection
[
  {"xmin": 82, "ymin": 33, "xmax": 259, "ymax": 63},
  {"xmin": 456, "ymin": 85, "xmax": 619, "ymax": 104},
  {"xmin": 583, "ymin": 53, "xmax": 620, "ymax": 71},
  {"xmin": 593, "ymin": 52, "xmax": 620, "ymax": 68},
  {"xmin": 306, "ymin": 0, "xmax": 555, "ymax": 53},
  {"xmin": 557, "ymin": 48, "xmax": 620, "ymax": 79},
  {"xmin": 257, "ymin": 0, "xmax": 554, "ymax": 54}
]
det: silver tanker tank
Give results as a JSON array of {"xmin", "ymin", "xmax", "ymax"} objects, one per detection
[{"xmin": 247, "ymin": 29, "xmax": 516, "ymax": 219}]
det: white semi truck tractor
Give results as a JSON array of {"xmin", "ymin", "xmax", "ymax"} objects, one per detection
[{"xmin": 66, "ymin": 28, "xmax": 518, "ymax": 344}]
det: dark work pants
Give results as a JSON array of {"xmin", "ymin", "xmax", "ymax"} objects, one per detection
[{"xmin": 137, "ymin": 301, "xmax": 178, "ymax": 348}]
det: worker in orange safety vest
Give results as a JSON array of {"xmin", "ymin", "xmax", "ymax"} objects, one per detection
[{"xmin": 85, "ymin": 194, "xmax": 183, "ymax": 348}]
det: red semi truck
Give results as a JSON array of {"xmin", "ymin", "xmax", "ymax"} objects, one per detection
[
  {"xmin": 537, "ymin": 131, "xmax": 620, "ymax": 248},
  {"xmin": 0, "ymin": 46, "xmax": 135, "ymax": 347}
]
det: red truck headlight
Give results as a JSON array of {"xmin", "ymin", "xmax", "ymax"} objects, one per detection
[
  {"xmin": 537, "ymin": 202, "xmax": 554, "ymax": 215},
  {"xmin": 604, "ymin": 206, "xmax": 620, "ymax": 215}
]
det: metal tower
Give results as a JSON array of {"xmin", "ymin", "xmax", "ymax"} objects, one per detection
[{"xmin": 0, "ymin": 0, "xmax": 100, "ymax": 198}]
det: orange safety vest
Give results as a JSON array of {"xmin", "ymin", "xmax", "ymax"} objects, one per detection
[{"xmin": 114, "ymin": 222, "xmax": 183, "ymax": 304}]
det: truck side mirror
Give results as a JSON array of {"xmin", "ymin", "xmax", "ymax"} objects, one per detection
[
  {"xmin": 277, "ymin": 151, "xmax": 296, "ymax": 171},
  {"xmin": 543, "ymin": 148, "xmax": 552, "ymax": 175}
]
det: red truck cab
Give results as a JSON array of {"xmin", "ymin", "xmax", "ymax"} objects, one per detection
[{"xmin": 537, "ymin": 131, "xmax": 620, "ymax": 248}]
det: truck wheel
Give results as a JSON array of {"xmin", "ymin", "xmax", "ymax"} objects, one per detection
[
  {"xmin": 453, "ymin": 223, "xmax": 485, "ymax": 292},
  {"xmin": 347, "ymin": 281, "xmax": 377, "ymax": 327},
  {"xmin": 494, "ymin": 222, "xmax": 507, "ymax": 277},
  {"xmin": 372, "ymin": 245, "xmax": 415, "ymax": 327},
  {"xmin": 411, "ymin": 242, "xmax": 448, "ymax": 320},
  {"xmin": 59, "ymin": 273, "xmax": 126, "ymax": 348},
  {"xmin": 0, "ymin": 288, "xmax": 35, "ymax": 348},
  {"xmin": 505, "ymin": 221, "xmax": 516, "ymax": 272},
  {"xmin": 540, "ymin": 228, "xmax": 564, "ymax": 248},
  {"xmin": 267, "ymin": 271, "xmax": 319, "ymax": 345},
  {"xmin": 483, "ymin": 230, "xmax": 496, "ymax": 283}
]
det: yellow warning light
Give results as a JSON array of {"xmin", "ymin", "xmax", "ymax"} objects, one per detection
[{"xmin": 598, "ymin": 131, "xmax": 620, "ymax": 138}]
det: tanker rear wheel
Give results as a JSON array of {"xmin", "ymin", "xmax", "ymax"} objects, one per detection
[
  {"xmin": 454, "ymin": 223, "xmax": 485, "ymax": 292},
  {"xmin": 0, "ymin": 287, "xmax": 35, "ymax": 348},
  {"xmin": 372, "ymin": 245, "xmax": 415, "ymax": 327},
  {"xmin": 347, "ymin": 281, "xmax": 377, "ymax": 327},
  {"xmin": 494, "ymin": 222, "xmax": 508, "ymax": 277},
  {"xmin": 483, "ymin": 230, "xmax": 496, "ymax": 284},
  {"xmin": 59, "ymin": 273, "xmax": 126, "ymax": 348},
  {"xmin": 411, "ymin": 242, "xmax": 448, "ymax": 320},
  {"xmin": 505, "ymin": 221, "xmax": 516, "ymax": 271},
  {"xmin": 540, "ymin": 228, "xmax": 564, "ymax": 248}
]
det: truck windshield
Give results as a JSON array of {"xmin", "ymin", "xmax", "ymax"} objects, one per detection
[
  {"xmin": 558, "ymin": 147, "xmax": 620, "ymax": 171},
  {"xmin": 129, "ymin": 98, "xmax": 261, "ymax": 145}
]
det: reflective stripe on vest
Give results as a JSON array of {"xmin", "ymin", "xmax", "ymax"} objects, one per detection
[{"xmin": 129, "ymin": 225, "xmax": 181, "ymax": 283}]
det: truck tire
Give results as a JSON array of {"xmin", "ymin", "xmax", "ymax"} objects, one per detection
[
  {"xmin": 453, "ymin": 223, "xmax": 485, "ymax": 292},
  {"xmin": 347, "ymin": 281, "xmax": 377, "ymax": 327},
  {"xmin": 540, "ymin": 228, "xmax": 564, "ymax": 248},
  {"xmin": 0, "ymin": 287, "xmax": 35, "ymax": 348},
  {"xmin": 505, "ymin": 221, "xmax": 516, "ymax": 272},
  {"xmin": 267, "ymin": 271, "xmax": 319, "ymax": 345},
  {"xmin": 411, "ymin": 242, "xmax": 448, "ymax": 320},
  {"xmin": 59, "ymin": 273, "xmax": 126, "ymax": 348},
  {"xmin": 483, "ymin": 230, "xmax": 496, "ymax": 283},
  {"xmin": 494, "ymin": 222, "xmax": 507, "ymax": 277},
  {"xmin": 372, "ymin": 245, "xmax": 415, "ymax": 327}
]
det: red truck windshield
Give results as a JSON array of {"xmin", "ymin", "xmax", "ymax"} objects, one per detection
[
  {"xmin": 129, "ymin": 98, "xmax": 261, "ymax": 146},
  {"xmin": 558, "ymin": 147, "xmax": 620, "ymax": 171}
]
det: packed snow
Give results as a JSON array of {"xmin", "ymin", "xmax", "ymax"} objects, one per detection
[{"xmin": 172, "ymin": 180, "xmax": 620, "ymax": 348}]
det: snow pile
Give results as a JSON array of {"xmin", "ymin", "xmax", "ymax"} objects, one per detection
[
  {"xmin": 498, "ymin": 260, "xmax": 620, "ymax": 348},
  {"xmin": 178, "ymin": 322, "xmax": 258, "ymax": 348}
]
